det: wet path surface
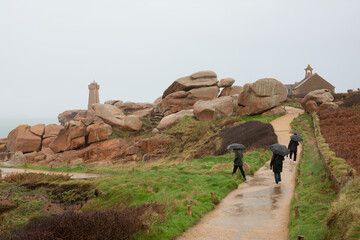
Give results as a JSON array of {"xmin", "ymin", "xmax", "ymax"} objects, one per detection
[
  {"xmin": 177, "ymin": 107, "xmax": 303, "ymax": 240},
  {"xmin": 0, "ymin": 168, "xmax": 101, "ymax": 179}
]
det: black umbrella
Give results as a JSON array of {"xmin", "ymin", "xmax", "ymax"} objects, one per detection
[
  {"xmin": 291, "ymin": 135, "xmax": 303, "ymax": 142},
  {"xmin": 226, "ymin": 143, "xmax": 245, "ymax": 150},
  {"xmin": 269, "ymin": 144, "xmax": 289, "ymax": 156},
  {"xmin": 289, "ymin": 131, "xmax": 302, "ymax": 135}
]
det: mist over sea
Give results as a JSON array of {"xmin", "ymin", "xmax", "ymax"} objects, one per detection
[{"xmin": 0, "ymin": 118, "xmax": 58, "ymax": 138}]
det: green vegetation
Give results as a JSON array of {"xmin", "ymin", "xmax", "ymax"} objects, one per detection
[
  {"xmin": 85, "ymin": 150, "xmax": 272, "ymax": 239},
  {"xmin": 325, "ymin": 177, "xmax": 360, "ymax": 240},
  {"xmin": 288, "ymin": 113, "xmax": 337, "ymax": 239},
  {"xmin": 281, "ymin": 97, "xmax": 302, "ymax": 108},
  {"xmin": 1, "ymin": 149, "xmax": 272, "ymax": 239}
]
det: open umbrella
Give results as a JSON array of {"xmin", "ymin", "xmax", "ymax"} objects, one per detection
[
  {"xmin": 269, "ymin": 144, "xmax": 289, "ymax": 156},
  {"xmin": 290, "ymin": 135, "xmax": 303, "ymax": 142},
  {"xmin": 226, "ymin": 143, "xmax": 245, "ymax": 150},
  {"xmin": 289, "ymin": 131, "xmax": 302, "ymax": 135}
]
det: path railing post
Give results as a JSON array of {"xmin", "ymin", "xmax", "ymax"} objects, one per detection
[
  {"xmin": 210, "ymin": 192, "xmax": 216, "ymax": 203},
  {"xmin": 187, "ymin": 205, "xmax": 192, "ymax": 216}
]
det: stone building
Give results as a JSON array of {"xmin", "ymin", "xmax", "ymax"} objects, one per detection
[
  {"xmin": 289, "ymin": 64, "xmax": 335, "ymax": 95},
  {"xmin": 88, "ymin": 80, "xmax": 100, "ymax": 109}
]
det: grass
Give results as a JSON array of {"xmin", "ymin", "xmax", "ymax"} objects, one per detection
[
  {"xmin": 1, "ymin": 149, "xmax": 272, "ymax": 239},
  {"xmin": 84, "ymin": 150, "xmax": 272, "ymax": 239},
  {"xmin": 288, "ymin": 113, "xmax": 337, "ymax": 239}
]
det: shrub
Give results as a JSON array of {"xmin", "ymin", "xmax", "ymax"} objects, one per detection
[{"xmin": 3, "ymin": 204, "xmax": 162, "ymax": 240}]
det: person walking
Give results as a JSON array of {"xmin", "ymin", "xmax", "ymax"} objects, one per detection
[
  {"xmin": 270, "ymin": 153, "xmax": 285, "ymax": 184},
  {"xmin": 288, "ymin": 137, "xmax": 299, "ymax": 162},
  {"xmin": 232, "ymin": 149, "xmax": 247, "ymax": 182}
]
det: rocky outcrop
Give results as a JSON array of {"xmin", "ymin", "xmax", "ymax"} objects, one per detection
[
  {"xmin": 44, "ymin": 138, "xmax": 129, "ymax": 166},
  {"xmin": 92, "ymin": 104, "xmax": 125, "ymax": 127},
  {"xmin": 6, "ymin": 125, "xmax": 42, "ymax": 153},
  {"xmin": 237, "ymin": 78, "xmax": 287, "ymax": 115},
  {"xmin": 162, "ymin": 70, "xmax": 218, "ymax": 99},
  {"xmin": 115, "ymin": 102, "xmax": 153, "ymax": 115},
  {"xmin": 193, "ymin": 95, "xmax": 238, "ymax": 121},
  {"xmin": 87, "ymin": 123, "xmax": 113, "ymax": 144},
  {"xmin": 1, "ymin": 151, "xmax": 26, "ymax": 166},
  {"xmin": 157, "ymin": 110, "xmax": 194, "ymax": 130},
  {"xmin": 43, "ymin": 124, "xmax": 64, "ymax": 138},
  {"xmin": 301, "ymin": 89, "xmax": 338, "ymax": 113},
  {"xmin": 58, "ymin": 110, "xmax": 104, "ymax": 126},
  {"xmin": 218, "ymin": 78, "xmax": 235, "ymax": 88},
  {"xmin": 30, "ymin": 124, "xmax": 45, "ymax": 136},
  {"xmin": 120, "ymin": 115, "xmax": 143, "ymax": 131},
  {"xmin": 160, "ymin": 86, "xmax": 219, "ymax": 115},
  {"xmin": 219, "ymin": 86, "xmax": 243, "ymax": 97},
  {"xmin": 49, "ymin": 121, "xmax": 88, "ymax": 153},
  {"xmin": 137, "ymin": 135, "xmax": 171, "ymax": 153}
]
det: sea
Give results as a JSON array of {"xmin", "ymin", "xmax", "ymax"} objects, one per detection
[{"xmin": 0, "ymin": 118, "xmax": 59, "ymax": 139}]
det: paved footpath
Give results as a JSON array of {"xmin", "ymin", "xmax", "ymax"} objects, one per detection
[{"xmin": 177, "ymin": 107, "xmax": 303, "ymax": 240}]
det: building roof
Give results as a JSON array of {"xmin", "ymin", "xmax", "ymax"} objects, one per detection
[
  {"xmin": 304, "ymin": 64, "xmax": 313, "ymax": 71},
  {"xmin": 293, "ymin": 73, "xmax": 334, "ymax": 90}
]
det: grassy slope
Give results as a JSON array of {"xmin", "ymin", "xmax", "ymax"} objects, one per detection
[
  {"xmin": 86, "ymin": 150, "xmax": 272, "ymax": 239},
  {"xmin": 288, "ymin": 113, "xmax": 337, "ymax": 239}
]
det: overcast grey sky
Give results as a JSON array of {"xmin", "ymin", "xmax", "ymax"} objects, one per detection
[{"xmin": 1, "ymin": 0, "xmax": 359, "ymax": 120}]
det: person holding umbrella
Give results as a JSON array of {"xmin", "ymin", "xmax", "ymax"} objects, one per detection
[
  {"xmin": 288, "ymin": 132, "xmax": 302, "ymax": 163},
  {"xmin": 269, "ymin": 144, "xmax": 289, "ymax": 184},
  {"xmin": 227, "ymin": 143, "xmax": 247, "ymax": 182}
]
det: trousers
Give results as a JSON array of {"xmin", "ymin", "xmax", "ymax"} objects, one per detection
[
  {"xmin": 274, "ymin": 172, "xmax": 281, "ymax": 184},
  {"xmin": 290, "ymin": 151, "xmax": 297, "ymax": 161},
  {"xmin": 232, "ymin": 165, "xmax": 246, "ymax": 180}
]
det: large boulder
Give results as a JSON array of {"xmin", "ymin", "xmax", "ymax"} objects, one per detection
[
  {"xmin": 43, "ymin": 124, "xmax": 64, "ymax": 138},
  {"xmin": 301, "ymin": 89, "xmax": 337, "ymax": 113},
  {"xmin": 137, "ymin": 135, "xmax": 172, "ymax": 152},
  {"xmin": 115, "ymin": 101, "xmax": 153, "ymax": 115},
  {"xmin": 44, "ymin": 138, "xmax": 128, "ymax": 165},
  {"xmin": 237, "ymin": 78, "xmax": 287, "ymax": 115},
  {"xmin": 218, "ymin": 78, "xmax": 235, "ymax": 88},
  {"xmin": 49, "ymin": 121, "xmax": 88, "ymax": 153},
  {"xmin": 73, "ymin": 110, "xmax": 104, "ymax": 124},
  {"xmin": 193, "ymin": 95, "xmax": 238, "ymax": 121},
  {"xmin": 120, "ymin": 115, "xmax": 143, "ymax": 131},
  {"xmin": 58, "ymin": 110, "xmax": 82, "ymax": 126},
  {"xmin": 87, "ymin": 123, "xmax": 113, "ymax": 144},
  {"xmin": 1, "ymin": 151, "xmax": 26, "ymax": 166},
  {"xmin": 157, "ymin": 110, "xmax": 194, "ymax": 130},
  {"xmin": 219, "ymin": 86, "xmax": 243, "ymax": 97},
  {"xmin": 160, "ymin": 86, "xmax": 219, "ymax": 115},
  {"xmin": 319, "ymin": 102, "xmax": 339, "ymax": 111},
  {"xmin": 6, "ymin": 125, "xmax": 42, "ymax": 153},
  {"xmin": 162, "ymin": 70, "xmax": 218, "ymax": 99},
  {"xmin": 30, "ymin": 124, "xmax": 45, "ymax": 136},
  {"xmin": 304, "ymin": 100, "xmax": 319, "ymax": 113},
  {"xmin": 301, "ymin": 89, "xmax": 334, "ymax": 107},
  {"xmin": 92, "ymin": 104, "xmax": 125, "ymax": 127}
]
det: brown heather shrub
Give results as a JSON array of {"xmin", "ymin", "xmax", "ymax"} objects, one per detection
[
  {"xmin": 214, "ymin": 121, "xmax": 278, "ymax": 155},
  {"xmin": 319, "ymin": 107, "xmax": 360, "ymax": 173},
  {"xmin": 340, "ymin": 91, "xmax": 360, "ymax": 108},
  {"xmin": 1, "ymin": 172, "xmax": 71, "ymax": 184},
  {"xmin": 3, "ymin": 203, "xmax": 164, "ymax": 240}
]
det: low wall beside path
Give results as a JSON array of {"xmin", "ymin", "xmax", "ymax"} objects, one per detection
[{"xmin": 312, "ymin": 113, "xmax": 355, "ymax": 191}]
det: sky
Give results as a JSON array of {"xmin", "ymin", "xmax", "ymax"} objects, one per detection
[{"xmin": 0, "ymin": 0, "xmax": 359, "ymax": 121}]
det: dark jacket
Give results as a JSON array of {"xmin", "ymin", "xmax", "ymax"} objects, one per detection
[
  {"xmin": 234, "ymin": 151, "xmax": 243, "ymax": 166},
  {"xmin": 270, "ymin": 153, "xmax": 284, "ymax": 172},
  {"xmin": 288, "ymin": 139, "xmax": 299, "ymax": 152}
]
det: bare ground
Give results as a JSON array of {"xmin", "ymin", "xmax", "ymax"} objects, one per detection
[{"xmin": 177, "ymin": 107, "xmax": 304, "ymax": 240}]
